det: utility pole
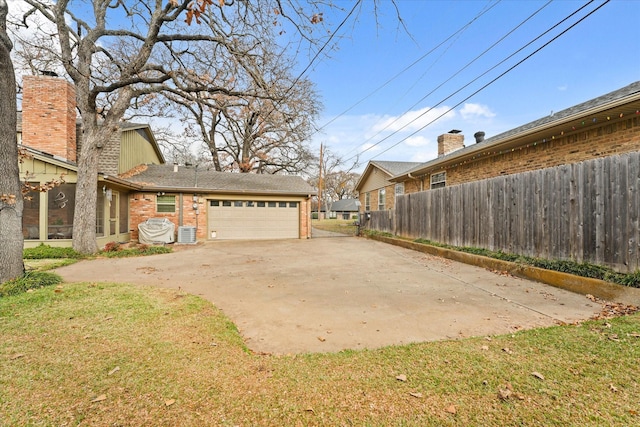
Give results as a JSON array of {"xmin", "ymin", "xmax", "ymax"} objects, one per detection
[{"xmin": 318, "ymin": 143, "xmax": 323, "ymax": 220}]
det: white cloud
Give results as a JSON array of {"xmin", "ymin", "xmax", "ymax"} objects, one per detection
[
  {"xmin": 410, "ymin": 149, "xmax": 436, "ymax": 163},
  {"xmin": 557, "ymin": 84, "xmax": 568, "ymax": 91},
  {"xmin": 359, "ymin": 142, "xmax": 380, "ymax": 153},
  {"xmin": 372, "ymin": 106, "xmax": 456, "ymax": 133},
  {"xmin": 459, "ymin": 103, "xmax": 495, "ymax": 120},
  {"xmin": 404, "ymin": 135, "xmax": 430, "ymax": 147}
]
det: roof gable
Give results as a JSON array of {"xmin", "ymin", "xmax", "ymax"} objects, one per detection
[{"xmin": 355, "ymin": 161, "xmax": 422, "ymax": 191}]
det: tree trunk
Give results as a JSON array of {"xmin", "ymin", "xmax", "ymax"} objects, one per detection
[
  {"xmin": 0, "ymin": 0, "xmax": 25, "ymax": 283},
  {"xmin": 71, "ymin": 124, "xmax": 102, "ymax": 254},
  {"xmin": 208, "ymin": 111, "xmax": 222, "ymax": 171}
]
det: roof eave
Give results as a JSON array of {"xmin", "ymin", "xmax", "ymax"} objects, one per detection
[
  {"xmin": 117, "ymin": 183, "xmax": 316, "ymax": 197},
  {"xmin": 393, "ymin": 93, "xmax": 640, "ymax": 181}
]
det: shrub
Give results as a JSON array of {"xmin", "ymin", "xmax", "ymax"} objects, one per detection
[
  {"xmin": 0, "ymin": 271, "xmax": 63, "ymax": 297},
  {"xmin": 23, "ymin": 244, "xmax": 83, "ymax": 260},
  {"xmin": 103, "ymin": 241, "xmax": 121, "ymax": 252},
  {"xmin": 100, "ymin": 244, "xmax": 172, "ymax": 258},
  {"xmin": 141, "ymin": 245, "xmax": 172, "ymax": 255}
]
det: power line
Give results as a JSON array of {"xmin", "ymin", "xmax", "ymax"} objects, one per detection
[
  {"xmin": 314, "ymin": 0, "xmax": 502, "ymax": 136},
  {"xmin": 367, "ymin": 0, "xmax": 610, "ymax": 162},
  {"xmin": 346, "ymin": 0, "xmax": 600, "ymax": 164},
  {"xmin": 348, "ymin": 0, "xmax": 554, "ymax": 162}
]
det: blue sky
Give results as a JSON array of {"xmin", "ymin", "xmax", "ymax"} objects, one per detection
[{"xmin": 303, "ymin": 0, "xmax": 640, "ymax": 170}]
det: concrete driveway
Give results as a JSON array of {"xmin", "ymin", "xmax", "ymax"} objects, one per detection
[{"xmin": 55, "ymin": 234, "xmax": 602, "ymax": 354}]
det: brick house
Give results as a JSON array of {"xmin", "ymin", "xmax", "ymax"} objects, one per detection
[
  {"xmin": 120, "ymin": 164, "xmax": 313, "ymax": 241},
  {"xmin": 390, "ymin": 81, "xmax": 640, "ymax": 190},
  {"xmin": 18, "ymin": 75, "xmax": 314, "ymax": 247},
  {"xmin": 355, "ymin": 161, "xmax": 422, "ymax": 213},
  {"xmin": 19, "ymin": 75, "xmax": 165, "ymax": 248},
  {"xmin": 329, "ymin": 199, "xmax": 360, "ymax": 220},
  {"xmin": 357, "ymin": 81, "xmax": 640, "ymax": 271}
]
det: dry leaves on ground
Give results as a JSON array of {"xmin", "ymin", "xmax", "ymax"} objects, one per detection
[{"xmin": 587, "ymin": 294, "xmax": 640, "ymax": 319}]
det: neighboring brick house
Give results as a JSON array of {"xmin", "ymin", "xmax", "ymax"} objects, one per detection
[
  {"xmin": 329, "ymin": 199, "xmax": 360, "ymax": 220},
  {"xmin": 18, "ymin": 75, "xmax": 314, "ymax": 247},
  {"xmin": 390, "ymin": 81, "xmax": 640, "ymax": 190},
  {"xmin": 355, "ymin": 161, "xmax": 422, "ymax": 213}
]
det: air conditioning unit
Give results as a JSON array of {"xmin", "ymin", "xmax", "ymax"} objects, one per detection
[{"xmin": 177, "ymin": 226, "xmax": 197, "ymax": 244}]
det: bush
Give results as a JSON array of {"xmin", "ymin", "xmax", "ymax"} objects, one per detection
[
  {"xmin": 0, "ymin": 271, "xmax": 63, "ymax": 297},
  {"xmin": 103, "ymin": 241, "xmax": 121, "ymax": 252},
  {"xmin": 23, "ymin": 244, "xmax": 83, "ymax": 260},
  {"xmin": 100, "ymin": 244, "xmax": 172, "ymax": 258}
]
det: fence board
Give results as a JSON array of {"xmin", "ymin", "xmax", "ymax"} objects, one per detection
[{"xmin": 371, "ymin": 152, "xmax": 639, "ymax": 272}]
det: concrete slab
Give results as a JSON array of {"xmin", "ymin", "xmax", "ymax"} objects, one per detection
[{"xmin": 55, "ymin": 236, "xmax": 603, "ymax": 354}]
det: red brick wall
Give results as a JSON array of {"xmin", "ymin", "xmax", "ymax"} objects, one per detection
[
  {"xmin": 300, "ymin": 198, "xmax": 311, "ymax": 238},
  {"xmin": 415, "ymin": 116, "xmax": 640, "ymax": 190},
  {"xmin": 129, "ymin": 192, "xmax": 206, "ymax": 241},
  {"xmin": 22, "ymin": 76, "xmax": 77, "ymax": 162},
  {"xmin": 130, "ymin": 193, "xmax": 312, "ymax": 240}
]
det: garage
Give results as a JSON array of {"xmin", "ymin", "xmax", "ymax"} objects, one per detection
[
  {"xmin": 208, "ymin": 199, "xmax": 300, "ymax": 240},
  {"xmin": 124, "ymin": 164, "xmax": 314, "ymax": 242}
]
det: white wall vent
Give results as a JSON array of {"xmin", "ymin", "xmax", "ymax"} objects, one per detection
[{"xmin": 177, "ymin": 226, "xmax": 196, "ymax": 244}]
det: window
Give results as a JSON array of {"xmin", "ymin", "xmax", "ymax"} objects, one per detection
[
  {"xmin": 222, "ymin": 200, "xmax": 232, "ymax": 207},
  {"xmin": 96, "ymin": 189, "xmax": 104, "ymax": 236},
  {"xmin": 157, "ymin": 195, "xmax": 175, "ymax": 213},
  {"xmin": 289, "ymin": 202, "xmax": 298, "ymax": 208},
  {"xmin": 279, "ymin": 202, "xmax": 287, "ymax": 208},
  {"xmin": 47, "ymin": 183, "xmax": 75, "ymax": 239},
  {"xmin": 365, "ymin": 192, "xmax": 370, "ymax": 211},
  {"xmin": 119, "ymin": 192, "xmax": 129, "ymax": 233},
  {"xmin": 268, "ymin": 201, "xmax": 277, "ymax": 207},
  {"xmin": 257, "ymin": 201, "xmax": 266, "ymax": 207},
  {"xmin": 378, "ymin": 188, "xmax": 386, "ymax": 210},
  {"xmin": 395, "ymin": 182, "xmax": 404, "ymax": 197},
  {"xmin": 234, "ymin": 201, "xmax": 243, "ymax": 207},
  {"xmin": 430, "ymin": 172, "xmax": 446, "ymax": 189},
  {"xmin": 210, "ymin": 200, "xmax": 219, "ymax": 207},
  {"xmin": 246, "ymin": 201, "xmax": 255, "ymax": 207},
  {"xmin": 23, "ymin": 183, "xmax": 40, "ymax": 240}
]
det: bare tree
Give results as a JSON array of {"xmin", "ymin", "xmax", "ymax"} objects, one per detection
[
  {"xmin": 324, "ymin": 170, "xmax": 360, "ymax": 201},
  {"xmin": 16, "ymin": 0, "xmax": 329, "ymax": 254},
  {"xmin": 0, "ymin": 0, "xmax": 24, "ymax": 283},
  {"xmin": 145, "ymin": 13, "xmax": 322, "ymax": 174}
]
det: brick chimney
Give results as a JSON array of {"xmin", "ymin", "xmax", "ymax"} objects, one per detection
[
  {"xmin": 22, "ymin": 75, "xmax": 77, "ymax": 162},
  {"xmin": 437, "ymin": 130, "xmax": 464, "ymax": 157}
]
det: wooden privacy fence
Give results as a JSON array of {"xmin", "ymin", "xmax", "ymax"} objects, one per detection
[{"xmin": 365, "ymin": 152, "xmax": 640, "ymax": 273}]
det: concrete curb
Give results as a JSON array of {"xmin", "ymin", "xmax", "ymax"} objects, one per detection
[{"xmin": 368, "ymin": 234, "xmax": 640, "ymax": 306}]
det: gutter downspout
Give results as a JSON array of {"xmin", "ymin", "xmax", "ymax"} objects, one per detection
[{"xmin": 407, "ymin": 172, "xmax": 424, "ymax": 191}]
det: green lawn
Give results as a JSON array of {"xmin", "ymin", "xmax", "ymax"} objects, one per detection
[
  {"xmin": 313, "ymin": 218, "xmax": 358, "ymax": 236},
  {"xmin": 1, "ymin": 281, "xmax": 639, "ymax": 426}
]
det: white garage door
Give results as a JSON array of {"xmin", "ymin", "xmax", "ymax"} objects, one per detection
[{"xmin": 208, "ymin": 200, "xmax": 299, "ymax": 240}]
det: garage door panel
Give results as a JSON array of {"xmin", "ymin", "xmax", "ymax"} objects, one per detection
[{"xmin": 208, "ymin": 200, "xmax": 299, "ymax": 240}]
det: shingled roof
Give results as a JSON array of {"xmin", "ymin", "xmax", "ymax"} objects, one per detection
[
  {"xmin": 119, "ymin": 164, "xmax": 316, "ymax": 196},
  {"xmin": 369, "ymin": 160, "xmax": 423, "ymax": 176},
  {"xmin": 355, "ymin": 160, "xmax": 422, "ymax": 191},
  {"xmin": 330, "ymin": 199, "xmax": 360, "ymax": 212}
]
